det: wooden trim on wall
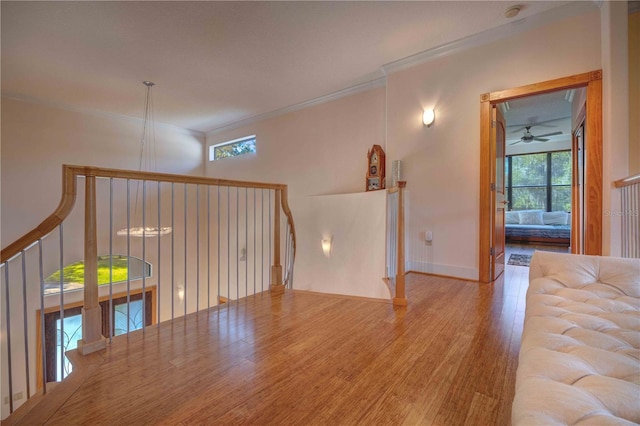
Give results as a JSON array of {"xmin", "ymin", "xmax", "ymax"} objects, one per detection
[
  {"xmin": 479, "ymin": 70, "xmax": 603, "ymax": 282},
  {"xmin": 584, "ymin": 77, "xmax": 603, "ymax": 255},
  {"xmin": 488, "ymin": 71, "xmax": 601, "ymax": 102},
  {"xmin": 479, "ymin": 97, "xmax": 492, "ymax": 283},
  {"xmin": 570, "ymin": 106, "xmax": 585, "ymax": 255}
]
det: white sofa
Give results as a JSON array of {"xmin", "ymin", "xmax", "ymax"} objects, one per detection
[
  {"xmin": 513, "ymin": 251, "xmax": 640, "ymax": 425},
  {"xmin": 505, "ymin": 210, "xmax": 571, "ymax": 245}
]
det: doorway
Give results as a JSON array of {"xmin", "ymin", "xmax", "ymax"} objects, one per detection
[{"xmin": 479, "ymin": 71, "xmax": 603, "ymax": 283}]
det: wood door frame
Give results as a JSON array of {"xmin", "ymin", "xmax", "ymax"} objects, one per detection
[
  {"xmin": 571, "ymin": 106, "xmax": 587, "ymax": 254},
  {"xmin": 479, "ymin": 70, "xmax": 603, "ymax": 283}
]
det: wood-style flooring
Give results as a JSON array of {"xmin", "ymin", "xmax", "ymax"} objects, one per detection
[{"xmin": 10, "ymin": 256, "xmax": 533, "ymax": 425}]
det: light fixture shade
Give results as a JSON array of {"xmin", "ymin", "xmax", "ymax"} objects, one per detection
[
  {"xmin": 423, "ymin": 109, "xmax": 435, "ymax": 127},
  {"xmin": 116, "ymin": 226, "xmax": 173, "ymax": 237},
  {"xmin": 177, "ymin": 285, "xmax": 185, "ymax": 302},
  {"xmin": 322, "ymin": 239, "xmax": 332, "ymax": 257}
]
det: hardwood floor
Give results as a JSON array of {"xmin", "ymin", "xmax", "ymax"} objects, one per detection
[{"xmin": 11, "ymin": 268, "xmax": 530, "ymax": 425}]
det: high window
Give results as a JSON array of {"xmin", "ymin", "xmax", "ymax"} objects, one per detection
[
  {"xmin": 209, "ymin": 135, "xmax": 256, "ymax": 161},
  {"xmin": 506, "ymin": 151, "xmax": 571, "ymax": 211},
  {"xmin": 44, "ymin": 255, "xmax": 152, "ymax": 294}
]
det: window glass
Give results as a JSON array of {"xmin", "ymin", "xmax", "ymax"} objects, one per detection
[
  {"xmin": 56, "ymin": 313, "xmax": 82, "ymax": 380},
  {"xmin": 551, "ymin": 151, "xmax": 572, "ymax": 185},
  {"xmin": 210, "ymin": 135, "xmax": 256, "ymax": 160},
  {"xmin": 511, "ymin": 153, "xmax": 546, "ymax": 186},
  {"xmin": 44, "ymin": 255, "xmax": 151, "ymax": 294},
  {"xmin": 506, "ymin": 151, "xmax": 571, "ymax": 212},
  {"xmin": 45, "ymin": 291, "xmax": 152, "ymax": 382},
  {"xmin": 511, "ymin": 187, "xmax": 546, "ymax": 211},
  {"xmin": 552, "ymin": 186, "xmax": 572, "ymax": 212}
]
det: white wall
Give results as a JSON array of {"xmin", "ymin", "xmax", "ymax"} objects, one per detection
[
  {"xmin": 0, "ymin": 97, "xmax": 207, "ymax": 417},
  {"xmin": 386, "ymin": 10, "xmax": 601, "ymax": 279},
  {"xmin": 206, "ymin": 88, "xmax": 387, "ymax": 294},
  {"xmin": 205, "ymin": 11, "xmax": 604, "ymax": 284},
  {"xmin": 601, "ymin": 2, "xmax": 629, "ymax": 256},
  {"xmin": 206, "ymin": 87, "xmax": 386, "ymax": 197},
  {"xmin": 629, "ymin": 11, "xmax": 640, "ymax": 175},
  {"xmin": 1, "ymin": 97, "xmax": 205, "ymax": 247},
  {"xmin": 293, "ymin": 190, "xmax": 389, "ymax": 299}
]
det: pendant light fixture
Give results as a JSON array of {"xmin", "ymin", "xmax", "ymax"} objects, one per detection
[{"xmin": 117, "ymin": 81, "xmax": 172, "ymax": 237}]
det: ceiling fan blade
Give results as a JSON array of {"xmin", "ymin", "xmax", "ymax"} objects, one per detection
[
  {"xmin": 535, "ymin": 131, "xmax": 562, "ymax": 138},
  {"xmin": 509, "ymin": 141, "xmax": 522, "ymax": 145},
  {"xmin": 509, "ymin": 126, "xmax": 528, "ymax": 134},
  {"xmin": 533, "ymin": 137, "xmax": 550, "ymax": 142}
]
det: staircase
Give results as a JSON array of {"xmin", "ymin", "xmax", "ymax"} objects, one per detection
[{"xmin": 0, "ymin": 165, "xmax": 296, "ymax": 420}]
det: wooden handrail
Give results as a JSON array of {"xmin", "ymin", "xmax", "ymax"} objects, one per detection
[
  {"xmin": 280, "ymin": 186, "xmax": 296, "ymax": 258},
  {"xmin": 1, "ymin": 164, "xmax": 296, "ymax": 263},
  {"xmin": 614, "ymin": 173, "xmax": 640, "ymax": 188}
]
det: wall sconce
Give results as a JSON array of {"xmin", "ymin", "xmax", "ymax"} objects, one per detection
[
  {"xmin": 177, "ymin": 284, "xmax": 185, "ymax": 303},
  {"xmin": 423, "ymin": 109, "xmax": 435, "ymax": 127},
  {"xmin": 321, "ymin": 238, "xmax": 332, "ymax": 257}
]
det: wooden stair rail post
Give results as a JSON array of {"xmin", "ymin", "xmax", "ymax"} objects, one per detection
[
  {"xmin": 394, "ymin": 181, "xmax": 408, "ymax": 306},
  {"xmin": 77, "ymin": 173, "xmax": 107, "ymax": 355},
  {"xmin": 271, "ymin": 188, "xmax": 285, "ymax": 294}
]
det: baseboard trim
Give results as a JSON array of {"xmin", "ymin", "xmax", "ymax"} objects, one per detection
[
  {"xmin": 406, "ymin": 270, "xmax": 479, "ymax": 283},
  {"xmin": 292, "ymin": 289, "xmax": 391, "ymax": 304},
  {"xmin": 407, "ymin": 260, "xmax": 478, "ymax": 281}
]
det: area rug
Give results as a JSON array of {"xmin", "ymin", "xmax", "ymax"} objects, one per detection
[{"xmin": 508, "ymin": 254, "xmax": 532, "ymax": 267}]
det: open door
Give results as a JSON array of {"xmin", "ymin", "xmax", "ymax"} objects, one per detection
[
  {"xmin": 571, "ymin": 112, "xmax": 586, "ymax": 254},
  {"xmin": 479, "ymin": 70, "xmax": 602, "ymax": 283},
  {"xmin": 491, "ymin": 106, "xmax": 507, "ymax": 280}
]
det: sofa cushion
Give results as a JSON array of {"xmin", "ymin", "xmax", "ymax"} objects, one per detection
[
  {"xmin": 519, "ymin": 210, "xmax": 544, "ymax": 225},
  {"xmin": 506, "ymin": 211, "xmax": 520, "ymax": 224},
  {"xmin": 543, "ymin": 211, "xmax": 569, "ymax": 225},
  {"xmin": 513, "ymin": 251, "xmax": 640, "ymax": 426}
]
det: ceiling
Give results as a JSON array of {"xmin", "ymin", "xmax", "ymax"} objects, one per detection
[
  {"xmin": 503, "ymin": 89, "xmax": 584, "ymax": 146},
  {"xmin": 2, "ymin": 1, "xmax": 589, "ymax": 134}
]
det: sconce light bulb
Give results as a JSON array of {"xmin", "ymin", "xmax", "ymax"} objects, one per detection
[
  {"xmin": 322, "ymin": 239, "xmax": 332, "ymax": 257},
  {"xmin": 178, "ymin": 285, "xmax": 185, "ymax": 302},
  {"xmin": 423, "ymin": 109, "xmax": 435, "ymax": 127}
]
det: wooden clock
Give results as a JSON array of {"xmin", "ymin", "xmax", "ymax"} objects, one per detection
[{"xmin": 366, "ymin": 144, "xmax": 386, "ymax": 191}]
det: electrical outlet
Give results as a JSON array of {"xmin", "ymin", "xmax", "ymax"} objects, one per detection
[
  {"xmin": 4, "ymin": 391, "xmax": 23, "ymax": 405},
  {"xmin": 240, "ymin": 248, "xmax": 247, "ymax": 261}
]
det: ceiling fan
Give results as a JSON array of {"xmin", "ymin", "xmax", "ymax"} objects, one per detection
[{"xmin": 510, "ymin": 126, "xmax": 562, "ymax": 145}]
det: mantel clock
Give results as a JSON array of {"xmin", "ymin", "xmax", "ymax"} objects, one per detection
[{"xmin": 366, "ymin": 144, "xmax": 386, "ymax": 191}]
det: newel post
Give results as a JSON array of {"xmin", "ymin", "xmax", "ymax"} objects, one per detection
[
  {"xmin": 271, "ymin": 188, "xmax": 285, "ymax": 294},
  {"xmin": 78, "ymin": 174, "xmax": 107, "ymax": 355},
  {"xmin": 393, "ymin": 181, "xmax": 408, "ymax": 306}
]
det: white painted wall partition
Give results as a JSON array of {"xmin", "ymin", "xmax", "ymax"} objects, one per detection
[{"xmin": 292, "ymin": 191, "xmax": 389, "ymax": 300}]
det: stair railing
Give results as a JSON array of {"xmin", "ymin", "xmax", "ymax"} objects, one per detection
[
  {"xmin": 615, "ymin": 173, "xmax": 640, "ymax": 258},
  {"xmin": 0, "ymin": 165, "xmax": 295, "ymax": 419}
]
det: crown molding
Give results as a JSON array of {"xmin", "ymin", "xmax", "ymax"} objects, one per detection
[
  {"xmin": 1, "ymin": 92, "xmax": 205, "ymax": 138},
  {"xmin": 205, "ymin": 77, "xmax": 387, "ymax": 136},
  {"xmin": 381, "ymin": 1, "xmax": 599, "ymax": 75}
]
